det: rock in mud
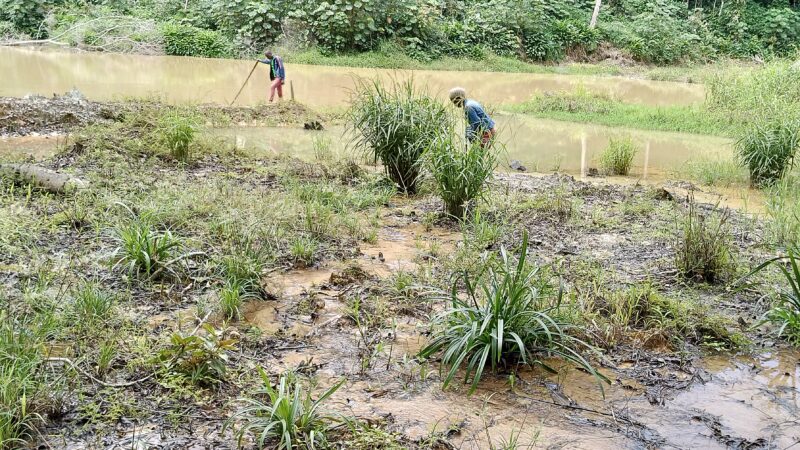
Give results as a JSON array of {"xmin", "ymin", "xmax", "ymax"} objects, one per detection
[
  {"xmin": 304, "ymin": 120, "xmax": 324, "ymax": 130},
  {"xmin": 509, "ymin": 160, "xmax": 527, "ymax": 172}
]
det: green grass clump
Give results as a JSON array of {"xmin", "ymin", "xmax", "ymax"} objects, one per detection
[
  {"xmin": 674, "ymin": 198, "xmax": 735, "ymax": 284},
  {"xmin": 114, "ymin": 216, "xmax": 182, "ymax": 279},
  {"xmin": 599, "ymin": 137, "xmax": 638, "ymax": 176},
  {"xmin": 156, "ymin": 111, "xmax": 201, "ymax": 162},
  {"xmin": 419, "ymin": 232, "xmax": 604, "ymax": 393},
  {"xmin": 765, "ymin": 176, "xmax": 800, "ymax": 247},
  {"xmin": 226, "ymin": 369, "xmax": 345, "ymax": 450},
  {"xmin": 348, "ymin": 79, "xmax": 450, "ymax": 194},
  {"xmin": 219, "ymin": 282, "xmax": 244, "ymax": 321},
  {"xmin": 71, "ymin": 283, "xmax": 115, "ymax": 324},
  {"xmin": 427, "ymin": 136, "xmax": 497, "ymax": 218},
  {"xmin": 736, "ymin": 119, "xmax": 800, "ymax": 188},
  {"xmin": 290, "ymin": 236, "xmax": 318, "ymax": 267},
  {"xmin": 0, "ymin": 315, "xmax": 45, "ymax": 448},
  {"xmin": 743, "ymin": 247, "xmax": 800, "ymax": 345}
]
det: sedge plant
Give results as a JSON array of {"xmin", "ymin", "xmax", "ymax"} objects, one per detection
[
  {"xmin": 419, "ymin": 232, "xmax": 606, "ymax": 394},
  {"xmin": 674, "ymin": 196, "xmax": 735, "ymax": 284},
  {"xmin": 225, "ymin": 368, "xmax": 345, "ymax": 450},
  {"xmin": 736, "ymin": 118, "xmax": 800, "ymax": 188},
  {"xmin": 599, "ymin": 137, "xmax": 638, "ymax": 176},
  {"xmin": 348, "ymin": 79, "xmax": 449, "ymax": 194},
  {"xmin": 427, "ymin": 133, "xmax": 497, "ymax": 219},
  {"xmin": 155, "ymin": 110, "xmax": 200, "ymax": 162},
  {"xmin": 742, "ymin": 247, "xmax": 800, "ymax": 345}
]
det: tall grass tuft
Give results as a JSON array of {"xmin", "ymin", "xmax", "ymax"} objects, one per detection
[
  {"xmin": 765, "ymin": 176, "xmax": 800, "ymax": 247},
  {"xmin": 427, "ymin": 135, "xmax": 497, "ymax": 219},
  {"xmin": 71, "ymin": 282, "xmax": 115, "ymax": 324},
  {"xmin": 674, "ymin": 197, "xmax": 735, "ymax": 284},
  {"xmin": 225, "ymin": 369, "xmax": 345, "ymax": 450},
  {"xmin": 742, "ymin": 247, "xmax": 800, "ymax": 344},
  {"xmin": 599, "ymin": 137, "xmax": 637, "ymax": 176},
  {"xmin": 156, "ymin": 111, "xmax": 200, "ymax": 162},
  {"xmin": 114, "ymin": 218, "xmax": 181, "ymax": 279},
  {"xmin": 0, "ymin": 316, "xmax": 44, "ymax": 447},
  {"xmin": 736, "ymin": 119, "xmax": 800, "ymax": 187},
  {"xmin": 348, "ymin": 79, "xmax": 450, "ymax": 194},
  {"xmin": 419, "ymin": 232, "xmax": 605, "ymax": 393}
]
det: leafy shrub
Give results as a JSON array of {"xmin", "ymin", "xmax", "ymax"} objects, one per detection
[
  {"xmin": 158, "ymin": 324, "xmax": 237, "ymax": 386},
  {"xmin": 226, "ymin": 369, "xmax": 345, "ymax": 450},
  {"xmin": 427, "ymin": 135, "xmax": 497, "ymax": 218},
  {"xmin": 419, "ymin": 232, "xmax": 605, "ymax": 393},
  {"xmin": 0, "ymin": 0, "xmax": 46, "ymax": 36},
  {"xmin": 599, "ymin": 137, "xmax": 637, "ymax": 176},
  {"xmin": 309, "ymin": 0, "xmax": 381, "ymax": 52},
  {"xmin": 162, "ymin": 22, "xmax": 232, "ymax": 58},
  {"xmin": 736, "ymin": 119, "xmax": 800, "ymax": 188},
  {"xmin": 213, "ymin": 0, "xmax": 286, "ymax": 50},
  {"xmin": 674, "ymin": 197, "xmax": 735, "ymax": 284},
  {"xmin": 348, "ymin": 79, "xmax": 449, "ymax": 194}
]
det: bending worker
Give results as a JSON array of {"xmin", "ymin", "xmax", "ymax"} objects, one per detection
[
  {"xmin": 257, "ymin": 51, "xmax": 286, "ymax": 102},
  {"xmin": 448, "ymin": 87, "xmax": 496, "ymax": 148}
]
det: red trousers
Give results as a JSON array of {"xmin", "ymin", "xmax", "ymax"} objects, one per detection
[
  {"xmin": 270, "ymin": 78, "xmax": 283, "ymax": 101},
  {"xmin": 481, "ymin": 128, "xmax": 496, "ymax": 148}
]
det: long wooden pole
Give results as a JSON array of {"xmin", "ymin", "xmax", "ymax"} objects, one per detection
[{"xmin": 230, "ymin": 60, "xmax": 259, "ymax": 106}]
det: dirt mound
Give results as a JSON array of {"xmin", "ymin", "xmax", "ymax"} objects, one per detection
[
  {"xmin": 0, "ymin": 91, "xmax": 115, "ymax": 136},
  {"xmin": 0, "ymin": 92, "xmax": 324, "ymax": 137}
]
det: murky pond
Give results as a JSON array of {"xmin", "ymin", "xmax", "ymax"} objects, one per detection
[
  {"xmin": 213, "ymin": 114, "xmax": 734, "ymax": 179},
  {"xmin": 1, "ymin": 47, "xmax": 704, "ymax": 107}
]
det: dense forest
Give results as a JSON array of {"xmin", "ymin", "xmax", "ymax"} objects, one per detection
[{"xmin": 2, "ymin": 0, "xmax": 800, "ymax": 65}]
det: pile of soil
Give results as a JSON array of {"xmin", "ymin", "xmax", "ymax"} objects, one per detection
[
  {"xmin": 0, "ymin": 91, "xmax": 115, "ymax": 136},
  {"xmin": 0, "ymin": 92, "xmax": 324, "ymax": 137}
]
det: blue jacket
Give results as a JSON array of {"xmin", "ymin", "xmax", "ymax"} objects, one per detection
[
  {"xmin": 258, "ymin": 56, "xmax": 285, "ymax": 80},
  {"xmin": 464, "ymin": 99, "xmax": 495, "ymax": 141}
]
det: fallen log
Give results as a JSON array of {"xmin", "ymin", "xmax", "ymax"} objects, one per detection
[{"xmin": 0, "ymin": 164, "xmax": 86, "ymax": 193}]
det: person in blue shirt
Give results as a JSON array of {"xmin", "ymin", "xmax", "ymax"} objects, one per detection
[
  {"xmin": 256, "ymin": 51, "xmax": 286, "ymax": 102},
  {"xmin": 448, "ymin": 87, "xmax": 496, "ymax": 148}
]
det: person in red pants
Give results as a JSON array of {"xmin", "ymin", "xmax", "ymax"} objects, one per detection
[{"xmin": 257, "ymin": 51, "xmax": 286, "ymax": 102}]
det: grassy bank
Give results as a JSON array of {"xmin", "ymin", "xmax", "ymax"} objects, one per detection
[
  {"xmin": 505, "ymin": 90, "xmax": 732, "ymax": 136},
  {"xmin": 283, "ymin": 47, "xmax": 752, "ymax": 83}
]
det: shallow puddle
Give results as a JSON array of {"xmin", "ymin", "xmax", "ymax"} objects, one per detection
[{"xmin": 1, "ymin": 47, "xmax": 703, "ymax": 108}]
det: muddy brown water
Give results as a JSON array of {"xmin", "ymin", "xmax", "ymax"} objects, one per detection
[{"xmin": 1, "ymin": 47, "xmax": 704, "ymax": 107}]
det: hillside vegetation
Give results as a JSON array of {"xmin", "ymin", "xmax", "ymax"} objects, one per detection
[{"xmin": 1, "ymin": 0, "xmax": 799, "ymax": 66}]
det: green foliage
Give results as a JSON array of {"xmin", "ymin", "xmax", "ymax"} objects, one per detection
[
  {"xmin": 290, "ymin": 236, "xmax": 318, "ymax": 267},
  {"xmin": 158, "ymin": 324, "xmax": 237, "ymax": 386},
  {"xmin": 745, "ymin": 247, "xmax": 800, "ymax": 345},
  {"xmin": 113, "ymin": 210, "xmax": 183, "ymax": 279},
  {"xmin": 765, "ymin": 176, "xmax": 800, "ymax": 247},
  {"xmin": 707, "ymin": 60, "xmax": 800, "ymax": 126},
  {"xmin": 71, "ymin": 283, "xmax": 116, "ymax": 324},
  {"xmin": 427, "ymin": 135, "xmax": 497, "ymax": 218},
  {"xmin": 736, "ymin": 119, "xmax": 800, "ymax": 188},
  {"xmin": 599, "ymin": 137, "xmax": 637, "ymax": 176},
  {"xmin": 419, "ymin": 232, "xmax": 605, "ymax": 394},
  {"xmin": 219, "ymin": 282, "xmax": 244, "ymax": 321},
  {"xmin": 674, "ymin": 197, "xmax": 735, "ymax": 284},
  {"xmin": 162, "ymin": 22, "xmax": 232, "ymax": 58},
  {"xmin": 226, "ymin": 369, "xmax": 345, "ymax": 450},
  {"xmin": 348, "ymin": 79, "xmax": 450, "ymax": 194},
  {"xmin": 0, "ymin": 0, "xmax": 46, "ymax": 36},
  {"xmin": 0, "ymin": 313, "xmax": 45, "ymax": 448},
  {"xmin": 155, "ymin": 111, "xmax": 200, "ymax": 162}
]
